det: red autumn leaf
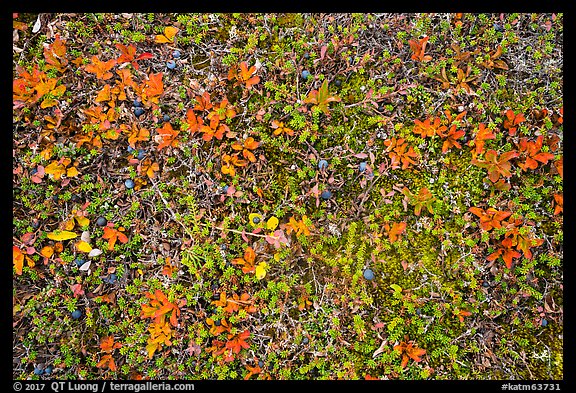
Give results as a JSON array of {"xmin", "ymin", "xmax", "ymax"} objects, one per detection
[{"xmin": 70, "ymin": 283, "xmax": 85, "ymax": 298}]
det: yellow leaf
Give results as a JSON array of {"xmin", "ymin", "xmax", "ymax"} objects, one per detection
[
  {"xmin": 76, "ymin": 241, "xmax": 93, "ymax": 253},
  {"xmin": 44, "ymin": 161, "xmax": 66, "ymax": 180},
  {"xmin": 47, "ymin": 230, "xmax": 78, "ymax": 241},
  {"xmin": 255, "ymin": 262, "xmax": 268, "ymax": 280},
  {"xmin": 155, "ymin": 26, "xmax": 178, "ymax": 43},
  {"xmin": 146, "ymin": 342, "xmax": 159, "ymax": 358},
  {"xmin": 75, "ymin": 215, "xmax": 90, "ymax": 227},
  {"xmin": 67, "ymin": 166, "xmax": 79, "ymax": 178},
  {"xmin": 266, "ymin": 216, "xmax": 279, "ymax": 231},
  {"xmin": 64, "ymin": 219, "xmax": 75, "ymax": 231}
]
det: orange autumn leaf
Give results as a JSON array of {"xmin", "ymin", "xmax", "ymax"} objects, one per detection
[
  {"xmin": 384, "ymin": 137, "xmax": 419, "ymax": 170},
  {"xmin": 100, "ymin": 336, "xmax": 122, "ymax": 352},
  {"xmin": 468, "ymin": 207, "xmax": 512, "ymax": 231},
  {"xmin": 385, "ymin": 221, "xmax": 407, "ymax": 243},
  {"xmin": 468, "ymin": 123, "xmax": 496, "ymax": 155},
  {"xmin": 85, "ymin": 55, "xmax": 116, "ymax": 80},
  {"xmin": 156, "ymin": 122, "xmax": 179, "ymax": 150},
  {"xmin": 141, "ymin": 72, "xmax": 164, "ymax": 105},
  {"xmin": 183, "ymin": 108, "xmax": 203, "ymax": 134},
  {"xmin": 96, "ymin": 354, "xmax": 117, "ymax": 371},
  {"xmin": 553, "ymin": 193, "xmax": 563, "ymax": 216},
  {"xmin": 231, "ymin": 137, "xmax": 259, "ymax": 163},
  {"xmin": 503, "ymin": 109, "xmax": 526, "ymax": 136},
  {"xmin": 138, "ymin": 158, "xmax": 160, "ymax": 179},
  {"xmin": 408, "ymin": 36, "xmax": 432, "ymax": 62},
  {"xmin": 155, "ymin": 26, "xmax": 179, "ymax": 44},
  {"xmin": 413, "ymin": 117, "xmax": 447, "ymax": 138},
  {"xmin": 228, "ymin": 61, "xmax": 260, "ymax": 89},
  {"xmin": 394, "ymin": 339, "xmax": 426, "ymax": 369},
  {"xmin": 115, "ymin": 43, "xmax": 153, "ymax": 70},
  {"xmin": 194, "ymin": 91, "xmax": 213, "ymax": 112},
  {"xmin": 127, "ymin": 123, "xmax": 150, "ymax": 148},
  {"xmin": 487, "ymin": 237, "xmax": 521, "ymax": 269},
  {"xmin": 517, "ymin": 135, "xmax": 555, "ymax": 171},
  {"xmin": 13, "ymin": 246, "xmax": 24, "ymax": 275},
  {"xmin": 102, "ymin": 226, "xmax": 129, "ymax": 250},
  {"xmin": 231, "ymin": 246, "xmax": 256, "ymax": 273},
  {"xmin": 271, "ymin": 120, "xmax": 295, "ymax": 137},
  {"xmin": 43, "ymin": 34, "xmax": 68, "ymax": 73},
  {"xmin": 225, "ymin": 330, "xmax": 251, "ymax": 356},
  {"xmin": 471, "ymin": 149, "xmax": 519, "ymax": 183},
  {"xmin": 554, "ymin": 158, "xmax": 562, "ymax": 179},
  {"xmin": 440, "ymin": 125, "xmax": 466, "ymax": 153}
]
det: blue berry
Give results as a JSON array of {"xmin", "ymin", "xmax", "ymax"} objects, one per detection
[
  {"xmin": 494, "ymin": 23, "xmax": 505, "ymax": 32},
  {"xmin": 43, "ymin": 366, "xmax": 53, "ymax": 375},
  {"xmin": 173, "ymin": 50, "xmax": 181, "ymax": 58},
  {"xmin": 75, "ymin": 258, "xmax": 85, "ymax": 267},
  {"xmin": 96, "ymin": 216, "xmax": 107, "ymax": 227},
  {"xmin": 163, "ymin": 114, "xmax": 171, "ymax": 122},
  {"xmin": 31, "ymin": 167, "xmax": 38, "ymax": 176},
  {"xmin": 258, "ymin": 360, "xmax": 264, "ymax": 368},
  {"xmin": 359, "ymin": 162, "xmax": 367, "ymax": 172},
  {"xmin": 541, "ymin": 319, "xmax": 548, "ymax": 327},
  {"xmin": 125, "ymin": 179, "xmax": 135, "ymax": 189},
  {"xmin": 166, "ymin": 60, "xmax": 176, "ymax": 70},
  {"xmin": 137, "ymin": 149, "xmax": 146, "ymax": 160},
  {"xmin": 318, "ymin": 159, "xmax": 328, "ymax": 170},
  {"xmin": 302, "ymin": 337, "xmax": 309, "ymax": 344},
  {"xmin": 334, "ymin": 79, "xmax": 342, "ymax": 87},
  {"xmin": 320, "ymin": 190, "xmax": 332, "ymax": 200},
  {"xmin": 134, "ymin": 107, "xmax": 145, "ymax": 117},
  {"xmin": 301, "ymin": 70, "xmax": 311, "ymax": 79},
  {"xmin": 133, "ymin": 99, "xmax": 142, "ymax": 107},
  {"xmin": 363, "ymin": 268, "xmax": 375, "ymax": 280},
  {"xmin": 34, "ymin": 366, "xmax": 44, "ymax": 375},
  {"xmin": 71, "ymin": 309, "xmax": 82, "ymax": 320},
  {"xmin": 127, "ymin": 145, "xmax": 135, "ymax": 153},
  {"xmin": 104, "ymin": 273, "xmax": 117, "ymax": 284},
  {"xmin": 303, "ymin": 52, "xmax": 310, "ymax": 59},
  {"xmin": 222, "ymin": 185, "xmax": 229, "ymax": 194},
  {"xmin": 252, "ymin": 216, "xmax": 261, "ymax": 224}
]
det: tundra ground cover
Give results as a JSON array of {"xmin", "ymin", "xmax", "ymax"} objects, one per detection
[{"xmin": 13, "ymin": 13, "xmax": 563, "ymax": 380}]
